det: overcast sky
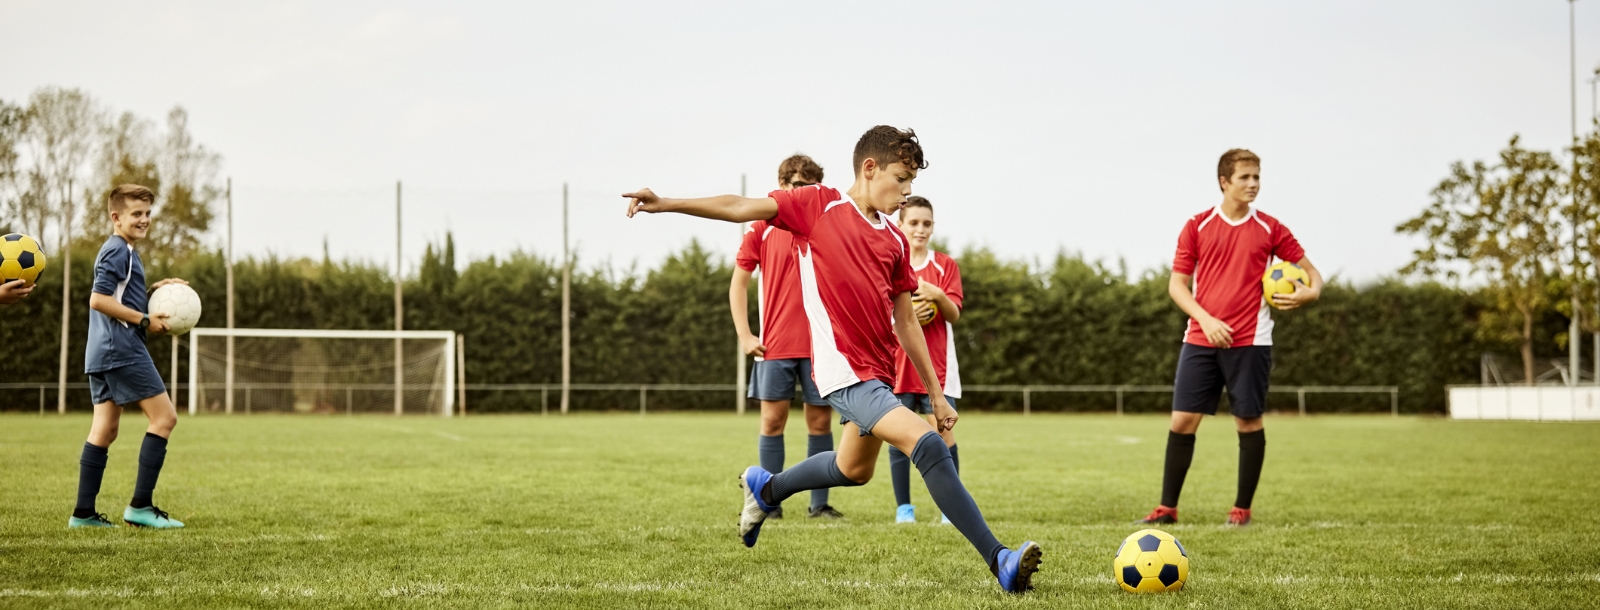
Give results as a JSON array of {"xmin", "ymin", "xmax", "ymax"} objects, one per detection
[{"xmin": 3, "ymin": 1, "xmax": 1598, "ymax": 282}]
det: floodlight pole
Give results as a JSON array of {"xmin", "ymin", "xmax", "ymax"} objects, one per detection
[
  {"xmin": 226, "ymin": 177, "xmax": 235, "ymax": 413},
  {"xmin": 736, "ymin": 173, "xmax": 747, "ymax": 416},
  {"xmin": 57, "ymin": 177, "xmax": 72, "ymax": 415},
  {"xmin": 1570, "ymin": 0, "xmax": 1582, "ymax": 386},
  {"xmin": 561, "ymin": 183, "xmax": 571, "ymax": 415},
  {"xmin": 395, "ymin": 181, "xmax": 404, "ymax": 416}
]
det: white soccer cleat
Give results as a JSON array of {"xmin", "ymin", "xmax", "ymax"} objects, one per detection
[{"xmin": 738, "ymin": 466, "xmax": 774, "ymax": 548}]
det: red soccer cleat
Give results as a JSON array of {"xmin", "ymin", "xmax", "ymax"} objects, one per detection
[
  {"xmin": 1227, "ymin": 507, "xmax": 1252, "ymax": 526},
  {"xmin": 1135, "ymin": 505, "xmax": 1178, "ymax": 525}
]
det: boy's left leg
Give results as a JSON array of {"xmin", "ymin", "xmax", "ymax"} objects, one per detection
[
  {"xmin": 802, "ymin": 403, "xmax": 842, "ymax": 518},
  {"xmin": 1221, "ymin": 346, "xmax": 1271, "ymax": 526},
  {"xmin": 119, "ymin": 362, "xmax": 184, "ymax": 529},
  {"xmin": 69, "ymin": 397, "xmax": 121, "ymax": 528}
]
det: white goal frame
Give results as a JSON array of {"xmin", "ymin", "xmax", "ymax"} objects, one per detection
[{"xmin": 186, "ymin": 328, "xmax": 456, "ymax": 417}]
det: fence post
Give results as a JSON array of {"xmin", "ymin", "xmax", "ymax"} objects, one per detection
[
  {"xmin": 346, "ymin": 387, "xmax": 353, "ymax": 416},
  {"xmin": 39, "ymin": 386, "xmax": 45, "ymax": 415},
  {"xmin": 1298, "ymin": 388, "xmax": 1306, "ymax": 417},
  {"xmin": 246, "ymin": 387, "xmax": 252, "ymax": 415},
  {"xmin": 1391, "ymin": 389, "xmax": 1399, "ymax": 417},
  {"xmin": 1023, "ymin": 388, "xmax": 1031, "ymax": 416},
  {"xmin": 640, "ymin": 386, "xmax": 647, "ymax": 416},
  {"xmin": 1116, "ymin": 388, "xmax": 1124, "ymax": 416},
  {"xmin": 542, "ymin": 388, "xmax": 548, "ymax": 416}
]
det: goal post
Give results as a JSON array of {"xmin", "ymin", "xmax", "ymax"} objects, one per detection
[{"xmin": 187, "ymin": 328, "xmax": 456, "ymax": 417}]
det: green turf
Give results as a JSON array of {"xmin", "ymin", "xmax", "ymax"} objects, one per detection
[{"xmin": 0, "ymin": 412, "xmax": 1596, "ymax": 609}]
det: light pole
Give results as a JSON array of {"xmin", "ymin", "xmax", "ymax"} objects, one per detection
[{"xmin": 1569, "ymin": 0, "xmax": 1581, "ymax": 385}]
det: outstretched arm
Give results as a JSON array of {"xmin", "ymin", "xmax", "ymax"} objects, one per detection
[
  {"xmin": 893, "ymin": 291, "xmax": 957, "ymax": 432},
  {"xmin": 624, "ymin": 189, "xmax": 778, "ymax": 223}
]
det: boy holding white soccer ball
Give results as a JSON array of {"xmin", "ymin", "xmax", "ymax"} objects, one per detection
[{"xmin": 68, "ymin": 184, "xmax": 192, "ymax": 529}]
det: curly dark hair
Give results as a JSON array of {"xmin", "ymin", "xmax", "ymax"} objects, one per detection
[
  {"xmin": 852, "ymin": 125, "xmax": 928, "ymax": 175},
  {"xmin": 777, "ymin": 154, "xmax": 824, "ymax": 186}
]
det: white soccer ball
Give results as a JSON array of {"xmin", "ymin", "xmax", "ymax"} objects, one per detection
[{"xmin": 148, "ymin": 284, "xmax": 203, "ymax": 336}]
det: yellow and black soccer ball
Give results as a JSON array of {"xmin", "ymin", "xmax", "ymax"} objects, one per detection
[
  {"xmin": 1262, "ymin": 261, "xmax": 1309, "ymax": 309},
  {"xmin": 1114, "ymin": 528, "xmax": 1189, "ymax": 593},
  {"xmin": 0, "ymin": 233, "xmax": 47, "ymax": 287}
]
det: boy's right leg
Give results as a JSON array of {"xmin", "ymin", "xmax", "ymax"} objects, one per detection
[
  {"xmin": 757, "ymin": 399, "xmax": 790, "ymax": 517},
  {"xmin": 1140, "ymin": 344, "xmax": 1222, "ymax": 525},
  {"xmin": 70, "ymin": 400, "xmax": 120, "ymax": 528}
]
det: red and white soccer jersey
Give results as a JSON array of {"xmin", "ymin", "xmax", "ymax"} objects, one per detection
[
  {"xmin": 768, "ymin": 185, "xmax": 919, "ymax": 397},
  {"xmin": 736, "ymin": 221, "xmax": 811, "ymax": 361},
  {"xmin": 893, "ymin": 250, "xmax": 964, "ymax": 398},
  {"xmin": 1172, "ymin": 206, "xmax": 1306, "ymax": 348}
]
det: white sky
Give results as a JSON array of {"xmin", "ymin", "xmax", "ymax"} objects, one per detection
[{"xmin": 2, "ymin": 0, "xmax": 1598, "ymax": 282}]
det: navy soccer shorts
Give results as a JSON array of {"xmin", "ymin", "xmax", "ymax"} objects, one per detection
[
  {"xmin": 88, "ymin": 359, "xmax": 167, "ymax": 406},
  {"xmin": 748, "ymin": 358, "xmax": 828, "ymax": 406},
  {"xmin": 1171, "ymin": 344, "xmax": 1272, "ymax": 419},
  {"xmin": 895, "ymin": 392, "xmax": 958, "ymax": 415}
]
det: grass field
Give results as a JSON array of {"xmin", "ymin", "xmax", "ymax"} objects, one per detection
[{"xmin": 1, "ymin": 412, "xmax": 1597, "ymax": 609}]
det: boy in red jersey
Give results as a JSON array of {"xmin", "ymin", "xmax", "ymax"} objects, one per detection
[
  {"xmin": 625, "ymin": 126, "xmax": 1041, "ymax": 593},
  {"xmin": 888, "ymin": 196, "xmax": 965, "ymax": 525},
  {"xmin": 1136, "ymin": 149, "xmax": 1324, "ymax": 527},
  {"xmin": 729, "ymin": 154, "xmax": 843, "ymax": 520}
]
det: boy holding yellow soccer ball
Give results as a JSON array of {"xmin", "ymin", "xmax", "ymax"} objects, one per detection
[
  {"xmin": 1137, "ymin": 149, "xmax": 1323, "ymax": 528},
  {"xmin": 68, "ymin": 184, "xmax": 189, "ymax": 529}
]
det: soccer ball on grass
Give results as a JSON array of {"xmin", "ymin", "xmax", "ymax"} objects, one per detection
[
  {"xmin": 149, "ymin": 284, "xmax": 203, "ymax": 335},
  {"xmin": 1114, "ymin": 528, "xmax": 1189, "ymax": 593}
]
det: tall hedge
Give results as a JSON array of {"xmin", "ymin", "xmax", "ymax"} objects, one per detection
[{"xmin": 0, "ymin": 237, "xmax": 1556, "ymax": 414}]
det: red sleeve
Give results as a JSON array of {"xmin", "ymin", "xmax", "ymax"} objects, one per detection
[
  {"xmin": 942, "ymin": 254, "xmax": 964, "ymax": 311},
  {"xmin": 735, "ymin": 222, "xmax": 762, "ymax": 272},
  {"xmin": 769, "ymin": 185, "xmax": 830, "ymax": 239},
  {"xmin": 1172, "ymin": 219, "xmax": 1199, "ymax": 275},
  {"xmin": 889, "ymin": 226, "xmax": 919, "ymax": 295},
  {"xmin": 1272, "ymin": 220, "xmax": 1306, "ymax": 263}
]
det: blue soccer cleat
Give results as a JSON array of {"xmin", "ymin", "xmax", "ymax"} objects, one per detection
[
  {"xmin": 67, "ymin": 513, "xmax": 117, "ymax": 528},
  {"xmin": 123, "ymin": 506, "xmax": 185, "ymax": 529},
  {"xmin": 738, "ymin": 466, "xmax": 775, "ymax": 548},
  {"xmin": 895, "ymin": 503, "xmax": 916, "ymax": 523},
  {"xmin": 996, "ymin": 541, "xmax": 1043, "ymax": 593}
]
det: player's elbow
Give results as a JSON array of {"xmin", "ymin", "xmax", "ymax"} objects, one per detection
[{"xmin": 88, "ymin": 292, "xmax": 111, "ymax": 313}]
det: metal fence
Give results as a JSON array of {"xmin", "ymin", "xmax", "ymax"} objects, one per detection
[{"xmin": 2, "ymin": 382, "xmax": 1400, "ymax": 416}]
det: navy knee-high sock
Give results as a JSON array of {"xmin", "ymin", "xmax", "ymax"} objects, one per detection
[
  {"xmin": 762, "ymin": 451, "xmax": 862, "ymax": 507},
  {"xmin": 807, "ymin": 433, "xmax": 833, "ymax": 510},
  {"xmin": 74, "ymin": 442, "xmax": 109, "ymax": 518},
  {"xmin": 912, "ymin": 432, "xmax": 1005, "ymax": 573},
  {"xmin": 758, "ymin": 434, "xmax": 784, "ymax": 509},
  {"xmin": 888, "ymin": 446, "xmax": 913, "ymax": 506},
  {"xmin": 1161, "ymin": 431, "xmax": 1196, "ymax": 508},
  {"xmin": 131, "ymin": 433, "xmax": 168, "ymax": 509},
  {"xmin": 950, "ymin": 443, "xmax": 960, "ymax": 474}
]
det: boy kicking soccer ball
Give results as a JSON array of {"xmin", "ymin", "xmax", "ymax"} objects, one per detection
[
  {"xmin": 68, "ymin": 184, "xmax": 188, "ymax": 529},
  {"xmin": 730, "ymin": 154, "xmax": 843, "ymax": 520},
  {"xmin": 889, "ymin": 196, "xmax": 965, "ymax": 525},
  {"xmin": 1136, "ymin": 149, "xmax": 1323, "ymax": 527},
  {"xmin": 626, "ymin": 126, "xmax": 1041, "ymax": 593}
]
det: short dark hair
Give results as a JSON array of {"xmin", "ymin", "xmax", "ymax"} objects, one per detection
[
  {"xmin": 853, "ymin": 125, "xmax": 927, "ymax": 176},
  {"xmin": 1217, "ymin": 149, "xmax": 1260, "ymax": 189},
  {"xmin": 901, "ymin": 196, "xmax": 933, "ymax": 214},
  {"xmin": 778, "ymin": 154, "xmax": 824, "ymax": 186},
  {"xmin": 108, "ymin": 184, "xmax": 155, "ymax": 214}
]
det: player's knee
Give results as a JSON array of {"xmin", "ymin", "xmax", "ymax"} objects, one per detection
[
  {"xmin": 838, "ymin": 461, "xmax": 874, "ymax": 485},
  {"xmin": 150, "ymin": 413, "xmax": 178, "ymax": 435}
]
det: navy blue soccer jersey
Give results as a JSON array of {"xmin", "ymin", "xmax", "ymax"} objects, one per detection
[{"xmin": 85, "ymin": 235, "xmax": 152, "ymax": 373}]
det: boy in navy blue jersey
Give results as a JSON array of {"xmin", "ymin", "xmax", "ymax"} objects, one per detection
[{"xmin": 68, "ymin": 184, "xmax": 189, "ymax": 529}]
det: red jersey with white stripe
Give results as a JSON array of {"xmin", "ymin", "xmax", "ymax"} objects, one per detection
[
  {"xmin": 1172, "ymin": 206, "xmax": 1305, "ymax": 348},
  {"xmin": 769, "ymin": 185, "xmax": 919, "ymax": 397},
  {"xmin": 735, "ymin": 221, "xmax": 810, "ymax": 361},
  {"xmin": 893, "ymin": 250, "xmax": 964, "ymax": 398}
]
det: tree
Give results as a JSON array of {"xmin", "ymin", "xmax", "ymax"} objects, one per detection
[
  {"xmin": 144, "ymin": 106, "xmax": 219, "ymax": 267},
  {"xmin": 1565, "ymin": 130, "xmax": 1600, "ymax": 359},
  {"xmin": 1397, "ymin": 136, "xmax": 1566, "ymax": 383}
]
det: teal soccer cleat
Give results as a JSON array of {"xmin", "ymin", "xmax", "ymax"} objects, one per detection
[
  {"xmin": 68, "ymin": 513, "xmax": 117, "ymax": 528},
  {"xmin": 996, "ymin": 541, "xmax": 1043, "ymax": 593},
  {"xmin": 123, "ymin": 506, "xmax": 185, "ymax": 529}
]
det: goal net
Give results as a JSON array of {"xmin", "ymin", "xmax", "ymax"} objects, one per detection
[{"xmin": 187, "ymin": 328, "xmax": 457, "ymax": 416}]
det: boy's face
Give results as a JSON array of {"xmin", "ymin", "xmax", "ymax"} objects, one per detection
[
  {"xmin": 898, "ymin": 206, "xmax": 934, "ymax": 247},
  {"xmin": 112, "ymin": 200, "xmax": 152, "ymax": 241},
  {"xmin": 861, "ymin": 159, "xmax": 916, "ymax": 215},
  {"xmin": 1220, "ymin": 164, "xmax": 1260, "ymax": 204}
]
